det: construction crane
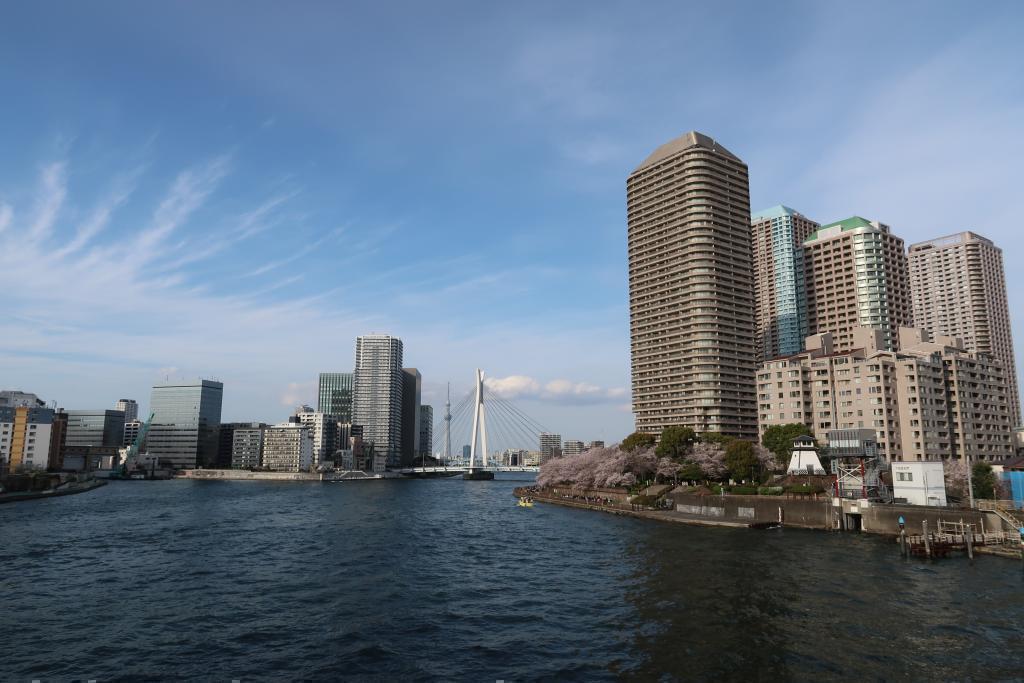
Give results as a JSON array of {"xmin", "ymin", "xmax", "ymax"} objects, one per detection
[{"xmin": 115, "ymin": 411, "xmax": 155, "ymax": 479}]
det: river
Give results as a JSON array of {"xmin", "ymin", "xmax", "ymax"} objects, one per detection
[{"xmin": 2, "ymin": 475, "xmax": 1022, "ymax": 681}]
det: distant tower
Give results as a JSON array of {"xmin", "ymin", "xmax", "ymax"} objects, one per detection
[{"xmin": 115, "ymin": 399, "xmax": 139, "ymax": 423}]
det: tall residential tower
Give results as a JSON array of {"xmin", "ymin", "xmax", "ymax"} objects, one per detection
[
  {"xmin": 627, "ymin": 131, "xmax": 757, "ymax": 439},
  {"xmin": 751, "ymin": 206, "xmax": 818, "ymax": 361},
  {"xmin": 803, "ymin": 217, "xmax": 911, "ymax": 353},
  {"xmin": 352, "ymin": 335, "xmax": 404, "ymax": 467},
  {"xmin": 908, "ymin": 232, "xmax": 1020, "ymax": 425}
]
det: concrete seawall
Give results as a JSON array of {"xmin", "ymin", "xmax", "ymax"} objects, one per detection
[{"xmin": 179, "ymin": 469, "xmax": 390, "ymax": 482}]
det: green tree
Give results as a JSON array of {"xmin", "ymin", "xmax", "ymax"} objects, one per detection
[
  {"xmin": 724, "ymin": 440, "xmax": 760, "ymax": 483},
  {"xmin": 656, "ymin": 426, "xmax": 696, "ymax": 460},
  {"xmin": 620, "ymin": 431, "xmax": 656, "ymax": 452},
  {"xmin": 972, "ymin": 462, "xmax": 998, "ymax": 500},
  {"xmin": 761, "ymin": 423, "xmax": 814, "ymax": 468},
  {"xmin": 678, "ymin": 461, "xmax": 704, "ymax": 483},
  {"xmin": 700, "ymin": 432, "xmax": 734, "ymax": 446}
]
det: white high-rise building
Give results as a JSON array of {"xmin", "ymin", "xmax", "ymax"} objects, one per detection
[
  {"xmin": 294, "ymin": 407, "xmax": 338, "ymax": 467},
  {"xmin": 115, "ymin": 399, "xmax": 139, "ymax": 423},
  {"xmin": 352, "ymin": 334, "xmax": 404, "ymax": 467}
]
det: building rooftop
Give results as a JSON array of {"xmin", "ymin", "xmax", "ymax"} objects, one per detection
[
  {"xmin": 633, "ymin": 131, "xmax": 741, "ymax": 173},
  {"xmin": 908, "ymin": 231, "xmax": 995, "ymax": 252},
  {"xmin": 751, "ymin": 205, "xmax": 801, "ymax": 221},
  {"xmin": 805, "ymin": 216, "xmax": 882, "ymax": 243}
]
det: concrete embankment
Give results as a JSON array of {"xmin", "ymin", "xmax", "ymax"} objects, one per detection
[
  {"xmin": 179, "ymin": 469, "xmax": 393, "ymax": 482},
  {"xmin": 518, "ymin": 486, "xmax": 1018, "ymax": 545},
  {"xmin": 0, "ymin": 478, "xmax": 107, "ymax": 504}
]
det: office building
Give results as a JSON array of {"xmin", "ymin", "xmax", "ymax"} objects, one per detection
[
  {"xmin": 539, "ymin": 432, "xmax": 561, "ymax": 460},
  {"xmin": 115, "ymin": 399, "xmax": 139, "ymax": 423},
  {"xmin": 751, "ymin": 206, "xmax": 819, "ymax": 361},
  {"xmin": 419, "ymin": 405, "xmax": 433, "ymax": 460},
  {"xmin": 627, "ymin": 131, "xmax": 757, "ymax": 439},
  {"xmin": 352, "ymin": 335, "xmax": 404, "ymax": 467},
  {"xmin": 400, "ymin": 368, "xmax": 421, "ymax": 467},
  {"xmin": 803, "ymin": 217, "xmax": 911, "ymax": 353},
  {"xmin": 231, "ymin": 425, "xmax": 266, "ymax": 469},
  {"xmin": 318, "ymin": 372, "xmax": 354, "ymax": 422},
  {"xmin": 261, "ymin": 422, "xmax": 313, "ymax": 472},
  {"xmin": 49, "ymin": 409, "xmax": 68, "ymax": 470},
  {"xmin": 66, "ymin": 410, "xmax": 126, "ymax": 447},
  {"xmin": 0, "ymin": 405, "xmax": 54, "ymax": 473},
  {"xmin": 563, "ymin": 440, "xmax": 585, "ymax": 457},
  {"xmin": 908, "ymin": 232, "xmax": 1020, "ymax": 425},
  {"xmin": 756, "ymin": 327, "xmax": 1013, "ymax": 462},
  {"xmin": 123, "ymin": 419, "xmax": 144, "ymax": 447},
  {"xmin": 147, "ymin": 380, "xmax": 224, "ymax": 470},
  {"xmin": 216, "ymin": 422, "xmax": 261, "ymax": 469},
  {"xmin": 0, "ymin": 391, "xmax": 45, "ymax": 408},
  {"xmin": 294, "ymin": 407, "xmax": 339, "ymax": 467}
]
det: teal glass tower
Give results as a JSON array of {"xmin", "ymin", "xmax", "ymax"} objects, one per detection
[
  {"xmin": 751, "ymin": 205, "xmax": 818, "ymax": 361},
  {"xmin": 318, "ymin": 372, "xmax": 353, "ymax": 422}
]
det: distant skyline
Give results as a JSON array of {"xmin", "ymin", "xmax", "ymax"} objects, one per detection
[{"xmin": 1, "ymin": 1, "xmax": 1023, "ymax": 442}]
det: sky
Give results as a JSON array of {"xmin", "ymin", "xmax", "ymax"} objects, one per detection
[{"xmin": 1, "ymin": 1, "xmax": 1023, "ymax": 448}]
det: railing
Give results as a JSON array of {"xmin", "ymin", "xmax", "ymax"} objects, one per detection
[{"xmin": 977, "ymin": 500, "xmax": 1024, "ymax": 532}]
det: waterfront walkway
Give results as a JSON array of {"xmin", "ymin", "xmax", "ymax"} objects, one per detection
[{"xmin": 514, "ymin": 487, "xmax": 748, "ymax": 528}]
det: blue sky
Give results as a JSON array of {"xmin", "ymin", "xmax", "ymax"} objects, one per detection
[{"xmin": 1, "ymin": 1, "xmax": 1023, "ymax": 447}]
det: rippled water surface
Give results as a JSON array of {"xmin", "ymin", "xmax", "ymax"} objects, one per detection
[{"xmin": 2, "ymin": 476, "xmax": 1023, "ymax": 681}]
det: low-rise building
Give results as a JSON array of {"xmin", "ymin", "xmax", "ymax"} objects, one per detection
[
  {"xmin": 231, "ymin": 424, "xmax": 267, "ymax": 469},
  {"xmin": 563, "ymin": 440, "xmax": 585, "ymax": 457},
  {"xmin": 261, "ymin": 422, "xmax": 313, "ymax": 472},
  {"xmin": 757, "ymin": 327, "xmax": 1013, "ymax": 462},
  {"xmin": 294, "ymin": 407, "xmax": 339, "ymax": 467},
  {"xmin": 891, "ymin": 461, "xmax": 947, "ymax": 506},
  {"xmin": 1, "ymin": 405, "xmax": 54, "ymax": 473}
]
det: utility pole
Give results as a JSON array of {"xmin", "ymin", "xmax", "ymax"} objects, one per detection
[{"xmin": 967, "ymin": 455, "xmax": 976, "ymax": 509}]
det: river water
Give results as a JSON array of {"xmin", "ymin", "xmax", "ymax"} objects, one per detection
[{"xmin": 2, "ymin": 475, "xmax": 1022, "ymax": 681}]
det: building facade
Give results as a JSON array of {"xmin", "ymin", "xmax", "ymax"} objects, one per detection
[
  {"xmin": 66, "ymin": 410, "xmax": 126, "ymax": 447},
  {"xmin": 0, "ymin": 405, "xmax": 54, "ymax": 472},
  {"xmin": 400, "ymin": 368, "xmax": 421, "ymax": 467},
  {"xmin": 627, "ymin": 131, "xmax": 757, "ymax": 439},
  {"xmin": 231, "ymin": 425, "xmax": 266, "ymax": 469},
  {"xmin": 803, "ymin": 217, "xmax": 912, "ymax": 354},
  {"xmin": 115, "ymin": 399, "xmax": 139, "ymax": 423},
  {"xmin": 757, "ymin": 327, "xmax": 1013, "ymax": 462},
  {"xmin": 908, "ymin": 232, "xmax": 1020, "ymax": 425},
  {"xmin": 261, "ymin": 423, "xmax": 313, "ymax": 472},
  {"xmin": 147, "ymin": 380, "xmax": 224, "ymax": 470},
  {"xmin": 352, "ymin": 335, "xmax": 404, "ymax": 467},
  {"xmin": 419, "ymin": 405, "xmax": 433, "ymax": 460},
  {"xmin": 751, "ymin": 205, "xmax": 819, "ymax": 361},
  {"xmin": 318, "ymin": 372, "xmax": 354, "ymax": 423},
  {"xmin": 294, "ymin": 408, "xmax": 339, "ymax": 468},
  {"xmin": 563, "ymin": 440, "xmax": 585, "ymax": 457},
  {"xmin": 539, "ymin": 432, "xmax": 561, "ymax": 461}
]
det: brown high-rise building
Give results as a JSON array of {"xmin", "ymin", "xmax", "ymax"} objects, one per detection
[
  {"xmin": 803, "ymin": 217, "xmax": 912, "ymax": 353},
  {"xmin": 627, "ymin": 131, "xmax": 756, "ymax": 439},
  {"xmin": 908, "ymin": 232, "xmax": 1020, "ymax": 425}
]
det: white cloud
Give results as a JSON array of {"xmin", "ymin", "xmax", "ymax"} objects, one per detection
[
  {"xmin": 485, "ymin": 374, "xmax": 626, "ymax": 405},
  {"xmin": 280, "ymin": 381, "xmax": 315, "ymax": 408},
  {"xmin": 28, "ymin": 162, "xmax": 67, "ymax": 241}
]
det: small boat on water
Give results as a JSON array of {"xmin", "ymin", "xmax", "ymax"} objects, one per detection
[{"xmin": 517, "ymin": 498, "xmax": 534, "ymax": 508}]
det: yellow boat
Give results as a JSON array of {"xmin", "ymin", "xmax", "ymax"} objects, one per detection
[{"xmin": 517, "ymin": 498, "xmax": 534, "ymax": 508}]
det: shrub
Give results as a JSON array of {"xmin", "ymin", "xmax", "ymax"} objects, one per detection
[
  {"xmin": 758, "ymin": 486, "xmax": 784, "ymax": 496},
  {"xmin": 785, "ymin": 484, "xmax": 825, "ymax": 495},
  {"xmin": 729, "ymin": 485, "xmax": 759, "ymax": 495}
]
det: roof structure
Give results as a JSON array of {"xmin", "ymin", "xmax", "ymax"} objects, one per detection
[
  {"xmin": 805, "ymin": 216, "xmax": 880, "ymax": 243},
  {"xmin": 751, "ymin": 205, "xmax": 800, "ymax": 221},
  {"xmin": 632, "ymin": 131, "xmax": 741, "ymax": 173}
]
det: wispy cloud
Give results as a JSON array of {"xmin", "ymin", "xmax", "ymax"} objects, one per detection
[
  {"xmin": 485, "ymin": 374, "xmax": 626, "ymax": 405},
  {"xmin": 27, "ymin": 162, "xmax": 67, "ymax": 241}
]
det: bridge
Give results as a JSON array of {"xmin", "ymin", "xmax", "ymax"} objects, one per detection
[
  {"xmin": 395, "ymin": 465, "xmax": 539, "ymax": 475},
  {"xmin": 412, "ymin": 368, "xmax": 550, "ymax": 480}
]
